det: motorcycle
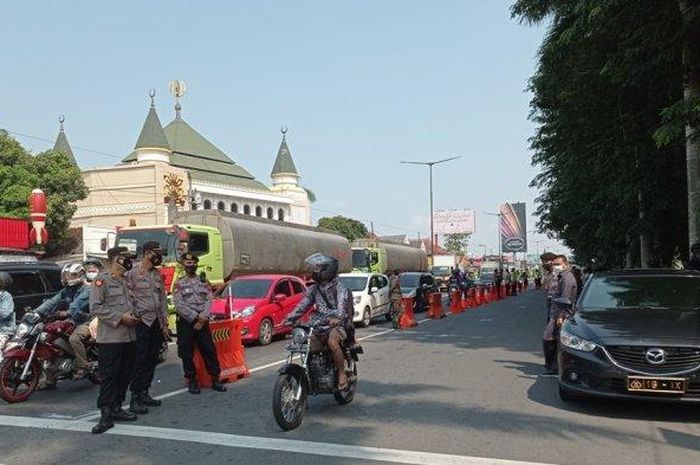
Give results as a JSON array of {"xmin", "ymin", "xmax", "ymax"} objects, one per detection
[
  {"xmin": 0, "ymin": 312, "xmax": 100, "ymax": 403},
  {"xmin": 272, "ymin": 324, "xmax": 362, "ymax": 431}
]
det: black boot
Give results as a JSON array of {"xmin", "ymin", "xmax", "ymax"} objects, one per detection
[
  {"xmin": 141, "ymin": 392, "xmax": 162, "ymax": 407},
  {"xmin": 211, "ymin": 378, "xmax": 227, "ymax": 392},
  {"xmin": 111, "ymin": 406, "xmax": 138, "ymax": 422},
  {"xmin": 129, "ymin": 397, "xmax": 149, "ymax": 414},
  {"xmin": 188, "ymin": 379, "xmax": 201, "ymax": 395},
  {"xmin": 92, "ymin": 408, "xmax": 114, "ymax": 434},
  {"xmin": 543, "ymin": 341, "xmax": 558, "ymax": 375}
]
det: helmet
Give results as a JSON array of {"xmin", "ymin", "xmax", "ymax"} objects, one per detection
[
  {"xmin": 83, "ymin": 257, "xmax": 104, "ymax": 270},
  {"xmin": 61, "ymin": 263, "xmax": 86, "ymax": 287},
  {"xmin": 304, "ymin": 253, "xmax": 339, "ymax": 283},
  {"xmin": 0, "ymin": 272, "xmax": 12, "ymax": 290}
]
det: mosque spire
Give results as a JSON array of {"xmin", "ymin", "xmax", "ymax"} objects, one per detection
[{"xmin": 53, "ymin": 114, "xmax": 77, "ymax": 166}]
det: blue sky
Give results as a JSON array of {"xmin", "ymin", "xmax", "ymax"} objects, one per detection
[{"xmin": 0, "ymin": 0, "xmax": 564, "ymax": 256}]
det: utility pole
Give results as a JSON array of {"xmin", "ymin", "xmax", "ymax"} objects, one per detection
[{"xmin": 483, "ymin": 211, "xmax": 503, "ymax": 269}]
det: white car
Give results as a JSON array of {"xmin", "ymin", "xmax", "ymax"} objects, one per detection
[{"xmin": 339, "ymin": 272, "xmax": 392, "ymax": 327}]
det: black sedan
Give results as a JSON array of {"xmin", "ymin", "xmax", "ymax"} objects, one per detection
[{"xmin": 557, "ymin": 269, "xmax": 700, "ymax": 403}]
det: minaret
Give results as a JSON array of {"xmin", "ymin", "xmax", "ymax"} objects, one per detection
[
  {"xmin": 53, "ymin": 115, "xmax": 77, "ymax": 166},
  {"xmin": 134, "ymin": 89, "xmax": 172, "ymax": 164},
  {"xmin": 271, "ymin": 126, "xmax": 300, "ymax": 186}
]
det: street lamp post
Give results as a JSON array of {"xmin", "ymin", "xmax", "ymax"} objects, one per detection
[
  {"xmin": 483, "ymin": 211, "xmax": 503, "ymax": 269},
  {"xmin": 401, "ymin": 156, "xmax": 461, "ymax": 256}
]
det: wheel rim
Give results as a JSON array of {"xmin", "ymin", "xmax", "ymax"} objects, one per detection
[
  {"xmin": 260, "ymin": 320, "xmax": 272, "ymax": 344},
  {"xmin": 363, "ymin": 309, "xmax": 370, "ymax": 326},
  {"xmin": 1, "ymin": 359, "xmax": 36, "ymax": 399},
  {"xmin": 279, "ymin": 376, "xmax": 303, "ymax": 423}
]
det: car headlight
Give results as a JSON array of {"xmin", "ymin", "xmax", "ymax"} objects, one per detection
[
  {"xmin": 15, "ymin": 323, "xmax": 30, "ymax": 339},
  {"xmin": 353, "ymin": 296, "xmax": 362, "ymax": 304},
  {"xmin": 292, "ymin": 327, "xmax": 308, "ymax": 345},
  {"xmin": 240, "ymin": 306, "xmax": 256, "ymax": 318},
  {"xmin": 560, "ymin": 328, "xmax": 597, "ymax": 352}
]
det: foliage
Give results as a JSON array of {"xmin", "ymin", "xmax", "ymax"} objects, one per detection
[
  {"xmin": 443, "ymin": 233, "xmax": 471, "ymax": 255},
  {"xmin": 511, "ymin": 0, "xmax": 693, "ymax": 268},
  {"xmin": 317, "ymin": 215, "xmax": 369, "ymax": 242},
  {"xmin": 0, "ymin": 131, "xmax": 87, "ymax": 254}
]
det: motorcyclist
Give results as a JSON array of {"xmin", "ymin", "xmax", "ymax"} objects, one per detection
[
  {"xmin": 284, "ymin": 253, "xmax": 354, "ymax": 391},
  {"xmin": 0, "ymin": 272, "xmax": 16, "ymax": 348},
  {"xmin": 35, "ymin": 263, "xmax": 91, "ymax": 387}
]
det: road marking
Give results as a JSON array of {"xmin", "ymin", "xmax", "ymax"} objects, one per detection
[
  {"xmin": 73, "ymin": 318, "xmax": 433, "ymax": 421},
  {"xmin": 0, "ymin": 415, "xmax": 559, "ymax": 465}
]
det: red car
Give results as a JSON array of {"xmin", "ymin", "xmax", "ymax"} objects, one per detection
[{"xmin": 210, "ymin": 275, "xmax": 307, "ymax": 345}]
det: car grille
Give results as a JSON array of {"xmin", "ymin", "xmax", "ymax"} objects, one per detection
[{"xmin": 605, "ymin": 346, "xmax": 700, "ymax": 375}]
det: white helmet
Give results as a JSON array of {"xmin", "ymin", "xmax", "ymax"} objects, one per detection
[{"xmin": 61, "ymin": 263, "xmax": 86, "ymax": 287}]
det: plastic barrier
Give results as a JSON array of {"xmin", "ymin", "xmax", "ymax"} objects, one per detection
[
  {"xmin": 398, "ymin": 297, "xmax": 418, "ymax": 329},
  {"xmin": 474, "ymin": 287, "xmax": 484, "ymax": 306},
  {"xmin": 462, "ymin": 288, "xmax": 475, "ymax": 310},
  {"xmin": 427, "ymin": 292, "xmax": 446, "ymax": 319},
  {"xmin": 192, "ymin": 318, "xmax": 249, "ymax": 388},
  {"xmin": 449, "ymin": 289, "xmax": 462, "ymax": 315}
]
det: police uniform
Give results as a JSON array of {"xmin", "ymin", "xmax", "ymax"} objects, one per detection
[
  {"xmin": 124, "ymin": 243, "xmax": 168, "ymax": 409},
  {"xmin": 90, "ymin": 267, "xmax": 137, "ymax": 422},
  {"xmin": 173, "ymin": 253, "xmax": 222, "ymax": 391}
]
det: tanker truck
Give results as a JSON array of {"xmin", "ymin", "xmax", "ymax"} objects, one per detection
[
  {"xmin": 351, "ymin": 238, "xmax": 428, "ymax": 274},
  {"xmin": 114, "ymin": 210, "xmax": 352, "ymax": 294}
]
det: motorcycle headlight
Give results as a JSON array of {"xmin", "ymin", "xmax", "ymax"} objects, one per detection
[
  {"xmin": 292, "ymin": 328, "xmax": 308, "ymax": 345},
  {"xmin": 560, "ymin": 328, "xmax": 597, "ymax": 352},
  {"xmin": 15, "ymin": 323, "xmax": 31, "ymax": 339},
  {"xmin": 240, "ymin": 306, "xmax": 256, "ymax": 318},
  {"xmin": 353, "ymin": 296, "xmax": 362, "ymax": 304}
]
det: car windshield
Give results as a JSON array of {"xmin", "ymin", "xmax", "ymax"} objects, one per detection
[
  {"xmin": 340, "ymin": 276, "xmax": 368, "ymax": 292},
  {"xmin": 581, "ymin": 275, "xmax": 700, "ymax": 310},
  {"xmin": 220, "ymin": 279, "xmax": 272, "ymax": 299},
  {"xmin": 400, "ymin": 274, "xmax": 420, "ymax": 288},
  {"xmin": 116, "ymin": 229, "xmax": 179, "ymax": 261},
  {"xmin": 481, "ymin": 273, "xmax": 494, "ymax": 281},
  {"xmin": 432, "ymin": 266, "xmax": 451, "ymax": 276}
]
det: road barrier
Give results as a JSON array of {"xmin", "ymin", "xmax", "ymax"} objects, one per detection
[
  {"xmin": 192, "ymin": 318, "xmax": 249, "ymax": 387},
  {"xmin": 398, "ymin": 297, "xmax": 418, "ymax": 329},
  {"xmin": 449, "ymin": 289, "xmax": 462, "ymax": 315},
  {"xmin": 427, "ymin": 292, "xmax": 446, "ymax": 319},
  {"xmin": 474, "ymin": 287, "xmax": 484, "ymax": 306}
]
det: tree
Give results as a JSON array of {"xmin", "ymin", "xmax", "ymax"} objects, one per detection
[
  {"xmin": 317, "ymin": 216, "xmax": 369, "ymax": 242},
  {"xmin": 443, "ymin": 233, "xmax": 471, "ymax": 255},
  {"xmin": 0, "ymin": 131, "xmax": 87, "ymax": 254},
  {"xmin": 511, "ymin": 0, "xmax": 691, "ymax": 268}
]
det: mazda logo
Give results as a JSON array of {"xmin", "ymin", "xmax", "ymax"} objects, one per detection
[{"xmin": 645, "ymin": 348, "xmax": 666, "ymax": 365}]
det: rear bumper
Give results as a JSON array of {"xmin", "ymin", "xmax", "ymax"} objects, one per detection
[{"xmin": 559, "ymin": 346, "xmax": 700, "ymax": 403}]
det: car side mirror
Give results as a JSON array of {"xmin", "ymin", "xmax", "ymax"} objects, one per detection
[
  {"xmin": 370, "ymin": 286, "xmax": 379, "ymax": 294},
  {"xmin": 272, "ymin": 293, "xmax": 287, "ymax": 304},
  {"xmin": 554, "ymin": 297, "xmax": 573, "ymax": 309}
]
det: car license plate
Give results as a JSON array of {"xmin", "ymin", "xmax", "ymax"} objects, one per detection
[{"xmin": 627, "ymin": 376, "xmax": 686, "ymax": 394}]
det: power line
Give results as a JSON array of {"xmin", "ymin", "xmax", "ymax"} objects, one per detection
[{"xmin": 2, "ymin": 128, "xmax": 123, "ymax": 160}]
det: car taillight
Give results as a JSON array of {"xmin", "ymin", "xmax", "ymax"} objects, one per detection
[{"xmin": 160, "ymin": 266, "xmax": 176, "ymax": 292}]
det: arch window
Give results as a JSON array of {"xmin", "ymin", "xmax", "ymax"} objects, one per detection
[
  {"xmin": 278, "ymin": 209, "xmax": 285, "ymax": 221},
  {"xmin": 255, "ymin": 206, "xmax": 263, "ymax": 217},
  {"xmin": 231, "ymin": 203, "xmax": 239, "ymax": 213},
  {"xmin": 267, "ymin": 207, "xmax": 274, "ymax": 219},
  {"xmin": 217, "ymin": 201, "xmax": 225, "ymax": 211},
  {"xmin": 243, "ymin": 204, "xmax": 251, "ymax": 215},
  {"xmin": 203, "ymin": 200, "xmax": 212, "ymax": 210}
]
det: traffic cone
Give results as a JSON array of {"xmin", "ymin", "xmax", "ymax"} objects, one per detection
[
  {"xmin": 427, "ymin": 292, "xmax": 445, "ymax": 319},
  {"xmin": 398, "ymin": 297, "xmax": 418, "ymax": 329},
  {"xmin": 450, "ymin": 289, "xmax": 462, "ymax": 315}
]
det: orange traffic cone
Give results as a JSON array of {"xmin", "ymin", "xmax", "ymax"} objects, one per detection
[
  {"xmin": 427, "ymin": 292, "xmax": 445, "ymax": 319},
  {"xmin": 398, "ymin": 297, "xmax": 418, "ymax": 329}
]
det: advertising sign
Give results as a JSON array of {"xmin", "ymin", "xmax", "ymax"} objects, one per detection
[
  {"xmin": 500, "ymin": 203, "xmax": 527, "ymax": 253},
  {"xmin": 433, "ymin": 210, "xmax": 475, "ymax": 235}
]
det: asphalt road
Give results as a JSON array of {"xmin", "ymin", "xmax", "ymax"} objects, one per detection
[{"xmin": 1, "ymin": 291, "xmax": 699, "ymax": 465}]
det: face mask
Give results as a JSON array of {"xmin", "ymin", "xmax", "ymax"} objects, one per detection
[
  {"xmin": 116, "ymin": 256, "xmax": 133, "ymax": 271},
  {"xmin": 86, "ymin": 271, "xmax": 99, "ymax": 282},
  {"xmin": 184, "ymin": 265, "xmax": 198, "ymax": 275},
  {"xmin": 553, "ymin": 265, "xmax": 564, "ymax": 273},
  {"xmin": 149, "ymin": 253, "xmax": 163, "ymax": 267}
]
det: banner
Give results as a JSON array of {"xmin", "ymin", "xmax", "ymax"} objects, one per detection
[
  {"xmin": 433, "ymin": 210, "xmax": 475, "ymax": 235},
  {"xmin": 500, "ymin": 203, "xmax": 527, "ymax": 253}
]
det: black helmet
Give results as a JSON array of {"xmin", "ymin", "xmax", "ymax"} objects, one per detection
[
  {"xmin": 0, "ymin": 272, "xmax": 12, "ymax": 290},
  {"xmin": 304, "ymin": 253, "xmax": 339, "ymax": 283}
]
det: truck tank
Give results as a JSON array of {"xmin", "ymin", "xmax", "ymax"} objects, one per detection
[
  {"xmin": 173, "ymin": 210, "xmax": 351, "ymax": 277},
  {"xmin": 352, "ymin": 239, "xmax": 428, "ymax": 272}
]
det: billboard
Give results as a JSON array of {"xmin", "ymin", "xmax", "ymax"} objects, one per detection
[
  {"xmin": 500, "ymin": 202, "xmax": 527, "ymax": 253},
  {"xmin": 433, "ymin": 210, "xmax": 475, "ymax": 235}
]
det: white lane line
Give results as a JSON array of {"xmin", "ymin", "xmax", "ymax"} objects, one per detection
[
  {"xmin": 0, "ymin": 415, "xmax": 559, "ymax": 465},
  {"xmin": 74, "ymin": 317, "xmax": 436, "ymax": 421}
]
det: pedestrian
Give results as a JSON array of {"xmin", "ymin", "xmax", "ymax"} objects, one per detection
[
  {"xmin": 493, "ymin": 269, "xmax": 503, "ymax": 299},
  {"xmin": 542, "ymin": 254, "xmax": 578, "ymax": 375},
  {"xmin": 90, "ymin": 246, "xmax": 140, "ymax": 434},
  {"xmin": 522, "ymin": 268, "xmax": 529, "ymax": 290},
  {"xmin": 0, "ymin": 272, "xmax": 16, "ymax": 348},
  {"xmin": 533, "ymin": 268, "xmax": 542, "ymax": 290},
  {"xmin": 689, "ymin": 243, "xmax": 700, "ymax": 271},
  {"xmin": 510, "ymin": 268, "xmax": 518, "ymax": 296},
  {"xmin": 388, "ymin": 269, "xmax": 403, "ymax": 329},
  {"xmin": 125, "ymin": 241, "xmax": 170, "ymax": 414},
  {"xmin": 173, "ymin": 253, "xmax": 227, "ymax": 394},
  {"xmin": 503, "ymin": 268, "xmax": 511, "ymax": 296}
]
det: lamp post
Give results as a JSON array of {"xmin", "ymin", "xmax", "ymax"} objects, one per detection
[
  {"xmin": 533, "ymin": 239, "xmax": 545, "ymax": 257},
  {"xmin": 401, "ymin": 156, "xmax": 461, "ymax": 256},
  {"xmin": 483, "ymin": 211, "xmax": 503, "ymax": 268}
]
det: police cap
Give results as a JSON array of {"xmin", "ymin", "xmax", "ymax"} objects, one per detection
[
  {"xmin": 108, "ymin": 246, "xmax": 135, "ymax": 260},
  {"xmin": 142, "ymin": 241, "xmax": 162, "ymax": 254},
  {"xmin": 180, "ymin": 252, "xmax": 198, "ymax": 263}
]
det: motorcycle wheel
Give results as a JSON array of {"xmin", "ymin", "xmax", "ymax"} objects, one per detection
[
  {"xmin": 0, "ymin": 356, "xmax": 41, "ymax": 403},
  {"xmin": 334, "ymin": 361, "xmax": 357, "ymax": 405},
  {"xmin": 272, "ymin": 373, "xmax": 307, "ymax": 431}
]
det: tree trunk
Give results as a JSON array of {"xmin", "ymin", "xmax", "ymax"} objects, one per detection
[
  {"xmin": 639, "ymin": 190, "xmax": 650, "ymax": 268},
  {"xmin": 680, "ymin": 0, "xmax": 700, "ymax": 251}
]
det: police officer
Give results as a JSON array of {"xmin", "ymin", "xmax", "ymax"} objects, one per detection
[
  {"xmin": 125, "ymin": 241, "xmax": 170, "ymax": 414},
  {"xmin": 173, "ymin": 253, "xmax": 227, "ymax": 394},
  {"xmin": 542, "ymin": 254, "xmax": 578, "ymax": 375},
  {"xmin": 90, "ymin": 246, "xmax": 140, "ymax": 434}
]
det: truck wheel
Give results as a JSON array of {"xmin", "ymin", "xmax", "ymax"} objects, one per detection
[
  {"xmin": 258, "ymin": 318, "xmax": 274, "ymax": 345},
  {"xmin": 361, "ymin": 308, "xmax": 371, "ymax": 327}
]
